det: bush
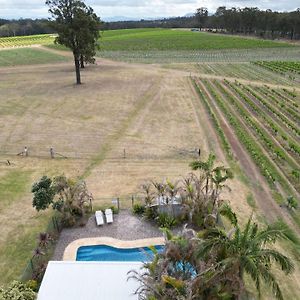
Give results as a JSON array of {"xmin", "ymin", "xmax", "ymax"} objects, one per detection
[
  {"xmin": 156, "ymin": 213, "xmax": 177, "ymax": 229},
  {"xmin": 110, "ymin": 206, "xmax": 119, "ymax": 214},
  {"xmin": 26, "ymin": 280, "xmax": 38, "ymax": 292},
  {"xmin": 287, "ymin": 196, "xmax": 298, "ymax": 210},
  {"xmin": 0, "ymin": 281, "xmax": 36, "ymax": 300},
  {"xmin": 144, "ymin": 207, "xmax": 157, "ymax": 221},
  {"xmin": 132, "ymin": 204, "xmax": 146, "ymax": 215}
]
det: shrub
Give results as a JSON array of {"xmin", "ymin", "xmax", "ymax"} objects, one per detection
[
  {"xmin": 110, "ymin": 206, "xmax": 119, "ymax": 214},
  {"xmin": 156, "ymin": 213, "xmax": 177, "ymax": 229},
  {"xmin": 0, "ymin": 281, "xmax": 36, "ymax": 300},
  {"xmin": 26, "ymin": 280, "xmax": 38, "ymax": 292},
  {"xmin": 132, "ymin": 204, "xmax": 146, "ymax": 215},
  {"xmin": 144, "ymin": 207, "xmax": 157, "ymax": 221},
  {"xmin": 287, "ymin": 196, "xmax": 298, "ymax": 210}
]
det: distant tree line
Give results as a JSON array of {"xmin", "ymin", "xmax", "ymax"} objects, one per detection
[
  {"xmin": 104, "ymin": 7, "xmax": 300, "ymax": 40},
  {"xmin": 0, "ymin": 18, "xmax": 55, "ymax": 37},
  {"xmin": 0, "ymin": 7, "xmax": 299, "ymax": 40}
]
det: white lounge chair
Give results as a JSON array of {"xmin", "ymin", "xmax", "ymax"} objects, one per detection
[
  {"xmin": 95, "ymin": 210, "xmax": 104, "ymax": 226},
  {"xmin": 105, "ymin": 209, "xmax": 113, "ymax": 224}
]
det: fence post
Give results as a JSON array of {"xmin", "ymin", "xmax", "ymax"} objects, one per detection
[
  {"xmin": 52, "ymin": 217, "xmax": 57, "ymax": 232},
  {"xmin": 117, "ymin": 198, "xmax": 120, "ymax": 211},
  {"xmin": 30, "ymin": 258, "xmax": 34, "ymax": 273},
  {"xmin": 131, "ymin": 195, "xmax": 134, "ymax": 207}
]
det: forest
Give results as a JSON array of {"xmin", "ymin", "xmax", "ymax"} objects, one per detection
[{"xmin": 0, "ymin": 7, "xmax": 299, "ymax": 40}]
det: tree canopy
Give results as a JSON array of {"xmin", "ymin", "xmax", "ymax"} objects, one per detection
[
  {"xmin": 46, "ymin": 0, "xmax": 101, "ymax": 84},
  {"xmin": 32, "ymin": 175, "xmax": 93, "ymax": 226}
]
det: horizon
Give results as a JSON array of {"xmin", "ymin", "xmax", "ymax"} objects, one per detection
[{"xmin": 0, "ymin": 0, "xmax": 299, "ymax": 21}]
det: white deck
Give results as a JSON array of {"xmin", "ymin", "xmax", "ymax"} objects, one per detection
[{"xmin": 38, "ymin": 261, "xmax": 143, "ymax": 300}]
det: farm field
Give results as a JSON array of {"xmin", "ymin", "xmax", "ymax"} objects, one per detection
[
  {"xmin": 1, "ymin": 28, "xmax": 293, "ymax": 50},
  {"xmin": 0, "ymin": 47, "xmax": 69, "ymax": 66},
  {"xmin": 0, "ymin": 29, "xmax": 300, "ymax": 298},
  {"xmin": 99, "ymin": 28, "xmax": 294, "ymax": 51},
  {"xmin": 1, "ymin": 28, "xmax": 300, "ymax": 64}
]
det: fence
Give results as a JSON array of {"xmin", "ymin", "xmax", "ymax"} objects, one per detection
[
  {"xmin": 92, "ymin": 194, "xmax": 145, "ymax": 211},
  {"xmin": 20, "ymin": 215, "xmax": 63, "ymax": 283}
]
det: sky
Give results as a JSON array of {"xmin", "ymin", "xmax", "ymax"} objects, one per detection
[{"xmin": 0, "ymin": 0, "xmax": 299, "ymax": 20}]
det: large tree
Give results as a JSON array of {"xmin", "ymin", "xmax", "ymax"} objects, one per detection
[
  {"xmin": 46, "ymin": 0, "xmax": 101, "ymax": 84},
  {"xmin": 196, "ymin": 7, "xmax": 208, "ymax": 30}
]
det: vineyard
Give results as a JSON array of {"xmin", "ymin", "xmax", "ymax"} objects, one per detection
[
  {"xmin": 0, "ymin": 34, "xmax": 55, "ymax": 48},
  {"xmin": 192, "ymin": 62, "xmax": 296, "ymax": 85},
  {"xmin": 192, "ymin": 77, "xmax": 300, "ymax": 224},
  {"xmin": 253, "ymin": 61, "xmax": 300, "ymax": 75}
]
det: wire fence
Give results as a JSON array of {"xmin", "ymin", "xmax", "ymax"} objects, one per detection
[
  {"xmin": 20, "ymin": 215, "xmax": 63, "ymax": 283},
  {"xmin": 92, "ymin": 194, "xmax": 145, "ymax": 210},
  {"xmin": 0, "ymin": 141, "xmax": 200, "ymax": 161}
]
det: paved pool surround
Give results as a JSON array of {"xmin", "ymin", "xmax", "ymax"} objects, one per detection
[
  {"xmin": 53, "ymin": 211, "xmax": 166, "ymax": 261},
  {"xmin": 63, "ymin": 237, "xmax": 165, "ymax": 261}
]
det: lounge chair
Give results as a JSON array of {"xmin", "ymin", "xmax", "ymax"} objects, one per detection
[
  {"xmin": 95, "ymin": 210, "xmax": 104, "ymax": 226},
  {"xmin": 105, "ymin": 209, "xmax": 113, "ymax": 224}
]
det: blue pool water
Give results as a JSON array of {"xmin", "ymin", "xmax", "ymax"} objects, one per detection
[{"xmin": 76, "ymin": 245, "xmax": 164, "ymax": 262}]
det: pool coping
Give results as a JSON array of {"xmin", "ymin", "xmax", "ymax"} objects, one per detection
[{"xmin": 63, "ymin": 236, "xmax": 165, "ymax": 261}]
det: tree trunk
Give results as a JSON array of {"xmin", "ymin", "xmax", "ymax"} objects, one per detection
[
  {"xmin": 290, "ymin": 28, "xmax": 294, "ymax": 40},
  {"xmin": 80, "ymin": 55, "xmax": 85, "ymax": 69},
  {"xmin": 205, "ymin": 176, "xmax": 209, "ymax": 195},
  {"xmin": 74, "ymin": 55, "xmax": 81, "ymax": 85}
]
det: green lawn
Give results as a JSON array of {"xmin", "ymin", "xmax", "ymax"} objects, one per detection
[
  {"xmin": 99, "ymin": 28, "xmax": 293, "ymax": 51},
  {"xmin": 0, "ymin": 170, "xmax": 32, "ymax": 211},
  {"xmin": 0, "ymin": 48, "xmax": 69, "ymax": 67}
]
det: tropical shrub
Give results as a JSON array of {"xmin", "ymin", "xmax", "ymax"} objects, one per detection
[
  {"xmin": 144, "ymin": 207, "xmax": 157, "ymax": 221},
  {"xmin": 156, "ymin": 213, "xmax": 177, "ymax": 229},
  {"xmin": 130, "ymin": 212, "xmax": 298, "ymax": 300}
]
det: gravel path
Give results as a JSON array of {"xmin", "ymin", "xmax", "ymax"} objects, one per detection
[{"xmin": 52, "ymin": 210, "xmax": 163, "ymax": 260}]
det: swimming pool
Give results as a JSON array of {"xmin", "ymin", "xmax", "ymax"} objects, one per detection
[{"xmin": 76, "ymin": 245, "xmax": 164, "ymax": 262}]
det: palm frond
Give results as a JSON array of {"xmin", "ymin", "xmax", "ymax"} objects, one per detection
[
  {"xmin": 259, "ymin": 249, "xmax": 294, "ymax": 274},
  {"xmin": 218, "ymin": 203, "xmax": 237, "ymax": 226}
]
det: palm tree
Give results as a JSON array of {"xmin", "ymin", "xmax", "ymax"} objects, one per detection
[
  {"xmin": 190, "ymin": 153, "xmax": 216, "ymax": 195},
  {"xmin": 190, "ymin": 153, "xmax": 232, "ymax": 198},
  {"xmin": 140, "ymin": 183, "xmax": 154, "ymax": 207},
  {"xmin": 38, "ymin": 232, "xmax": 52, "ymax": 249},
  {"xmin": 211, "ymin": 166, "xmax": 233, "ymax": 207},
  {"xmin": 198, "ymin": 216, "xmax": 296, "ymax": 300}
]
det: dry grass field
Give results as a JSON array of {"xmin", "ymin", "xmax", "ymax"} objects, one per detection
[{"xmin": 0, "ymin": 45, "xmax": 299, "ymax": 298}]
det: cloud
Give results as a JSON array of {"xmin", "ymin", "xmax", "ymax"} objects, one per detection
[{"xmin": 0, "ymin": 0, "xmax": 299, "ymax": 19}]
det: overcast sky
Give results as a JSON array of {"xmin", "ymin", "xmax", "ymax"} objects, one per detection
[{"xmin": 0, "ymin": 0, "xmax": 299, "ymax": 20}]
